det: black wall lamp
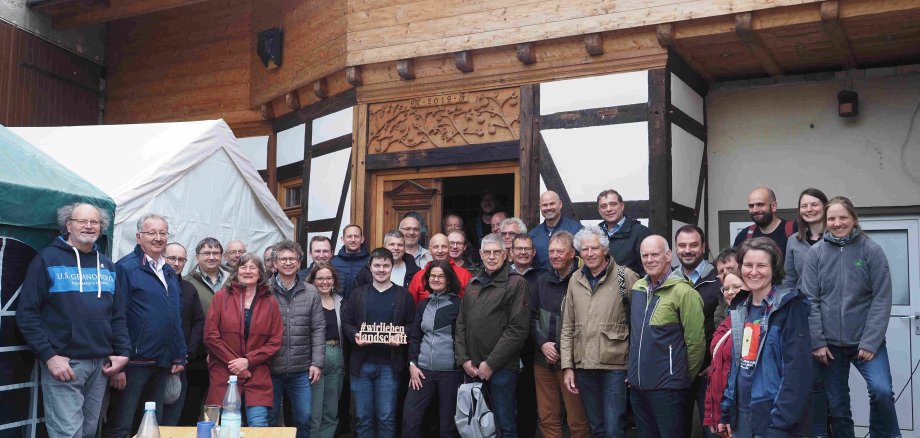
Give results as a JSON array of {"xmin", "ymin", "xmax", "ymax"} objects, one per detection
[
  {"xmin": 258, "ymin": 28, "xmax": 283, "ymax": 69},
  {"xmin": 837, "ymin": 89, "xmax": 858, "ymax": 117}
]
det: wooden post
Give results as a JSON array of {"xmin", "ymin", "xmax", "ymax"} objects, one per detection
[
  {"xmin": 297, "ymin": 123, "xmax": 313, "ymax": 253},
  {"xmin": 735, "ymin": 12, "xmax": 783, "ymax": 76},
  {"xmin": 266, "ymin": 133, "xmax": 278, "ymax": 197},
  {"xmin": 647, "ymin": 69, "xmax": 672, "ymax": 238},
  {"xmin": 820, "ymin": 1, "xmax": 858, "ymax": 69},
  {"xmin": 519, "ymin": 84, "xmax": 541, "ymax": 228}
]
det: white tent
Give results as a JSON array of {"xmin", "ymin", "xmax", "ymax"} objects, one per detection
[{"xmin": 12, "ymin": 119, "xmax": 294, "ymax": 271}]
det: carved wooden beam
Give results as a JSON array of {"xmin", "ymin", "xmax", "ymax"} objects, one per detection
[
  {"xmin": 735, "ymin": 12, "xmax": 783, "ymax": 76},
  {"xmin": 260, "ymin": 104, "xmax": 274, "ymax": 121},
  {"xmin": 396, "ymin": 59, "xmax": 415, "ymax": 80},
  {"xmin": 515, "ymin": 43, "xmax": 536, "ymax": 65},
  {"xmin": 656, "ymin": 23, "xmax": 715, "ymax": 82},
  {"xmin": 345, "ymin": 65, "xmax": 363, "ymax": 86},
  {"xmin": 820, "ymin": 1, "xmax": 858, "ymax": 69},
  {"xmin": 53, "ymin": 0, "xmax": 210, "ymax": 28},
  {"xmin": 313, "ymin": 78, "xmax": 328, "ymax": 99},
  {"xmin": 585, "ymin": 33, "xmax": 604, "ymax": 56},
  {"xmin": 454, "ymin": 51, "xmax": 474, "ymax": 73},
  {"xmin": 285, "ymin": 91, "xmax": 301, "ymax": 111}
]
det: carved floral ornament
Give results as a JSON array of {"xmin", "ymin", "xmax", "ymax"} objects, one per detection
[{"xmin": 367, "ymin": 88, "xmax": 520, "ymax": 154}]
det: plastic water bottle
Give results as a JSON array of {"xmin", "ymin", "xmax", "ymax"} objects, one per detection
[
  {"xmin": 135, "ymin": 401, "xmax": 160, "ymax": 438},
  {"xmin": 220, "ymin": 376, "xmax": 242, "ymax": 438}
]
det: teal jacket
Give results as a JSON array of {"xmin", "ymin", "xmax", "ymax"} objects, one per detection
[{"xmin": 627, "ymin": 270, "xmax": 705, "ymax": 390}]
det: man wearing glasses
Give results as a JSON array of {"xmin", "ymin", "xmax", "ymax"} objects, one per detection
[
  {"xmin": 223, "ymin": 240, "xmax": 248, "ymax": 269},
  {"xmin": 187, "ymin": 237, "xmax": 230, "ymax": 312},
  {"xmin": 104, "ymin": 213, "xmax": 187, "ymax": 438},
  {"xmin": 162, "ymin": 243, "xmax": 206, "ymax": 426},
  {"xmin": 499, "ymin": 217, "xmax": 528, "ymax": 263},
  {"xmin": 17, "ymin": 203, "xmax": 129, "ymax": 438},
  {"xmin": 267, "ymin": 240, "xmax": 325, "ymax": 437},
  {"xmin": 509, "ymin": 233, "xmax": 539, "ymax": 438},
  {"xmin": 455, "ymin": 233, "xmax": 530, "ymax": 438}
]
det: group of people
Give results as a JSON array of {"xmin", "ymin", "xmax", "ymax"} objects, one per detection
[{"xmin": 15, "ymin": 185, "xmax": 900, "ymax": 438}]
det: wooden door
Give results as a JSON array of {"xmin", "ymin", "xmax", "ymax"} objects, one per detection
[{"xmin": 380, "ymin": 178, "xmax": 443, "ymax": 247}]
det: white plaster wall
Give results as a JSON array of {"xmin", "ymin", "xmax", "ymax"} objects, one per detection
[{"xmin": 707, "ymin": 75, "xmax": 920, "ymax": 251}]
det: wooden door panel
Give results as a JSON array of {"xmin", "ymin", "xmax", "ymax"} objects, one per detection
[{"xmin": 379, "ymin": 178, "xmax": 442, "ymax": 247}]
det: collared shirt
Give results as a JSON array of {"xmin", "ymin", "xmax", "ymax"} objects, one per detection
[
  {"xmin": 682, "ymin": 260, "xmax": 712, "ymax": 286},
  {"xmin": 510, "ymin": 264, "xmax": 535, "ymax": 276},
  {"xmin": 601, "ymin": 216, "xmax": 627, "ymax": 237},
  {"xmin": 413, "ymin": 246, "xmax": 433, "ymax": 267},
  {"xmin": 200, "ymin": 266, "xmax": 224, "ymax": 292},
  {"xmin": 647, "ymin": 273, "xmax": 668, "ymax": 292},
  {"xmin": 274, "ymin": 274, "xmax": 297, "ymax": 292},
  {"xmin": 145, "ymin": 254, "xmax": 168, "ymax": 289}
]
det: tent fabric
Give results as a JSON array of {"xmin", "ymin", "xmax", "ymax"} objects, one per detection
[
  {"xmin": 0, "ymin": 124, "xmax": 116, "ymax": 233},
  {"xmin": 12, "ymin": 120, "xmax": 294, "ymax": 265}
]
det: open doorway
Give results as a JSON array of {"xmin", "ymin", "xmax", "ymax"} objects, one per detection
[{"xmin": 442, "ymin": 173, "xmax": 515, "ymax": 244}]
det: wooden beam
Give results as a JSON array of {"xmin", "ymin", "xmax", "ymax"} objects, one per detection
[
  {"xmin": 345, "ymin": 65, "xmax": 363, "ymax": 86},
  {"xmin": 266, "ymin": 134, "xmax": 278, "ymax": 197},
  {"xmin": 518, "ymin": 84, "xmax": 540, "ymax": 228},
  {"xmin": 273, "ymin": 88, "xmax": 356, "ymax": 134},
  {"xmin": 396, "ymin": 59, "xmax": 415, "ymax": 80},
  {"xmin": 820, "ymin": 1, "xmax": 858, "ymax": 69},
  {"xmin": 656, "ymin": 23, "xmax": 715, "ymax": 83},
  {"xmin": 647, "ymin": 68, "xmax": 672, "ymax": 238},
  {"xmin": 365, "ymin": 141, "xmax": 519, "ymax": 170},
  {"xmin": 297, "ymin": 122, "xmax": 314, "ymax": 252},
  {"xmin": 734, "ymin": 12, "xmax": 784, "ymax": 77},
  {"xmin": 669, "ymin": 104, "xmax": 706, "ymax": 141},
  {"xmin": 454, "ymin": 51, "xmax": 474, "ymax": 73},
  {"xmin": 285, "ymin": 91, "xmax": 301, "ymax": 111},
  {"xmin": 537, "ymin": 134, "xmax": 576, "ymax": 220},
  {"xmin": 329, "ymin": 154, "xmax": 353, "ymax": 246},
  {"xmin": 261, "ymin": 104, "xmax": 274, "ymax": 121},
  {"xmin": 540, "ymin": 103, "xmax": 648, "ymax": 130},
  {"xmin": 584, "ymin": 33, "xmax": 604, "ymax": 56},
  {"xmin": 516, "ymin": 43, "xmax": 536, "ymax": 65},
  {"xmin": 313, "ymin": 78, "xmax": 328, "ymax": 99},
  {"xmin": 54, "ymin": 0, "xmax": 211, "ymax": 28}
]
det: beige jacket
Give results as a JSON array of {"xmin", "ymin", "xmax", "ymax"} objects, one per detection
[{"xmin": 560, "ymin": 257, "xmax": 639, "ymax": 371}]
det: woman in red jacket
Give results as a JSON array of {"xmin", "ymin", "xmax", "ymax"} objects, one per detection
[
  {"xmin": 704, "ymin": 268, "xmax": 743, "ymax": 432},
  {"xmin": 204, "ymin": 253, "xmax": 283, "ymax": 426}
]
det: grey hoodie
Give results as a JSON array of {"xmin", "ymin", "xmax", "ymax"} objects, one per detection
[{"xmin": 800, "ymin": 230, "xmax": 892, "ymax": 354}]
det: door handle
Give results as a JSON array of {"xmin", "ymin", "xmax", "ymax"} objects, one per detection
[{"xmin": 898, "ymin": 314, "xmax": 919, "ymax": 320}]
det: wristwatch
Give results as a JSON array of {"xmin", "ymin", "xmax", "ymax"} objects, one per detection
[{"xmin": 409, "ymin": 361, "xmax": 417, "ymax": 368}]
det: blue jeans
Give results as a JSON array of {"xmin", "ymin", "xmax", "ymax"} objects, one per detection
[
  {"xmin": 246, "ymin": 406, "xmax": 269, "ymax": 427},
  {"xmin": 485, "ymin": 368, "xmax": 519, "ymax": 438},
  {"xmin": 269, "ymin": 371, "xmax": 312, "ymax": 438},
  {"xmin": 810, "ymin": 358, "xmax": 830, "ymax": 437},
  {"xmin": 350, "ymin": 362, "xmax": 398, "ymax": 438},
  {"xmin": 103, "ymin": 366, "xmax": 169, "ymax": 438},
  {"xmin": 824, "ymin": 343, "xmax": 900, "ymax": 438},
  {"xmin": 629, "ymin": 388, "xmax": 687, "ymax": 438},
  {"xmin": 576, "ymin": 369, "xmax": 627, "ymax": 438}
]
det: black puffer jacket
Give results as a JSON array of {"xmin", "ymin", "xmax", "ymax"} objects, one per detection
[{"xmin": 270, "ymin": 274, "xmax": 326, "ymax": 374}]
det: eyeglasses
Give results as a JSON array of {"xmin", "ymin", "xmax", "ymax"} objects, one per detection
[
  {"xmin": 500, "ymin": 231, "xmax": 518, "ymax": 237},
  {"xmin": 276, "ymin": 257, "xmax": 299, "ymax": 264},
  {"xmin": 69, "ymin": 218, "xmax": 101, "ymax": 227},
  {"xmin": 165, "ymin": 256, "xmax": 187, "ymax": 263},
  {"xmin": 513, "ymin": 247, "xmax": 533, "ymax": 254},
  {"xmin": 448, "ymin": 241, "xmax": 465, "ymax": 247},
  {"xmin": 481, "ymin": 249, "xmax": 504, "ymax": 257},
  {"xmin": 198, "ymin": 251, "xmax": 221, "ymax": 258},
  {"xmin": 429, "ymin": 274, "xmax": 446, "ymax": 280},
  {"xmin": 227, "ymin": 250, "xmax": 246, "ymax": 256},
  {"xmin": 138, "ymin": 231, "xmax": 168, "ymax": 238}
]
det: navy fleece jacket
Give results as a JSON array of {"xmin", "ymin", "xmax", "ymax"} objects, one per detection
[
  {"xmin": 117, "ymin": 244, "xmax": 187, "ymax": 367},
  {"xmin": 16, "ymin": 236, "xmax": 130, "ymax": 362}
]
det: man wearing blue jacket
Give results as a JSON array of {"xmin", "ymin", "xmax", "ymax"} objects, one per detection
[
  {"xmin": 17, "ymin": 203, "xmax": 130, "ymax": 438},
  {"xmin": 104, "ymin": 213, "xmax": 187, "ymax": 438},
  {"xmin": 529, "ymin": 191, "xmax": 584, "ymax": 272}
]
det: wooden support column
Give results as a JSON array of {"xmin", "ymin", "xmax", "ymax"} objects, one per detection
[
  {"xmin": 267, "ymin": 133, "xmax": 278, "ymax": 197},
  {"xmin": 647, "ymin": 69, "xmax": 672, "ymax": 238},
  {"xmin": 735, "ymin": 12, "xmax": 784, "ymax": 76},
  {"xmin": 820, "ymin": 1, "xmax": 858, "ymax": 69},
  {"xmin": 297, "ymin": 123, "xmax": 313, "ymax": 253},
  {"xmin": 519, "ymin": 84, "xmax": 541, "ymax": 227}
]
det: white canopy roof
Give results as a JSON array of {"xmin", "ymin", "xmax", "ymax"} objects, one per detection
[{"xmin": 12, "ymin": 119, "xmax": 294, "ymax": 267}]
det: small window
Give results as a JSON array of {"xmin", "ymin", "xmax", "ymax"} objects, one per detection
[{"xmin": 284, "ymin": 185, "xmax": 302, "ymax": 209}]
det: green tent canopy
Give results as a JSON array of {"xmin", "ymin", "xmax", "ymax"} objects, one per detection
[{"xmin": 0, "ymin": 124, "xmax": 115, "ymax": 250}]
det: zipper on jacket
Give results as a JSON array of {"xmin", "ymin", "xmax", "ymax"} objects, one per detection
[
  {"xmin": 669, "ymin": 344, "xmax": 673, "ymax": 375},
  {"xmin": 637, "ymin": 288, "xmax": 653, "ymax": 387}
]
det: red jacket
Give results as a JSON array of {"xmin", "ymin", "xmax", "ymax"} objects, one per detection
[
  {"xmin": 204, "ymin": 282, "xmax": 282, "ymax": 408},
  {"xmin": 704, "ymin": 316, "xmax": 733, "ymax": 428},
  {"xmin": 407, "ymin": 259, "xmax": 471, "ymax": 303}
]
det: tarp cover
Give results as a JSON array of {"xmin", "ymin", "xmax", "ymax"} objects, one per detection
[
  {"xmin": 0, "ymin": 124, "xmax": 115, "ymax": 233},
  {"xmin": 12, "ymin": 120, "xmax": 294, "ymax": 267}
]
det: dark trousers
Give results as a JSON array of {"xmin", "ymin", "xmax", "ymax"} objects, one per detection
[
  {"xmin": 516, "ymin": 352, "xmax": 538, "ymax": 438},
  {"xmin": 403, "ymin": 369, "xmax": 464, "ymax": 437},
  {"xmin": 161, "ymin": 370, "xmax": 187, "ymax": 426},
  {"xmin": 683, "ymin": 375, "xmax": 716, "ymax": 438},
  {"xmin": 179, "ymin": 365, "xmax": 208, "ymax": 425},
  {"xmin": 103, "ymin": 366, "xmax": 170, "ymax": 438},
  {"xmin": 630, "ymin": 388, "xmax": 687, "ymax": 438}
]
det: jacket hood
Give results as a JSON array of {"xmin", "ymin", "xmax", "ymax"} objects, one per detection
[
  {"xmin": 54, "ymin": 234, "xmax": 102, "ymax": 254},
  {"xmin": 226, "ymin": 281, "xmax": 273, "ymax": 298},
  {"xmin": 729, "ymin": 286, "xmax": 802, "ymax": 312},
  {"xmin": 698, "ymin": 261, "xmax": 717, "ymax": 281},
  {"xmin": 337, "ymin": 245, "xmax": 370, "ymax": 260},
  {"xmin": 52, "ymin": 235, "xmax": 106, "ymax": 297}
]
